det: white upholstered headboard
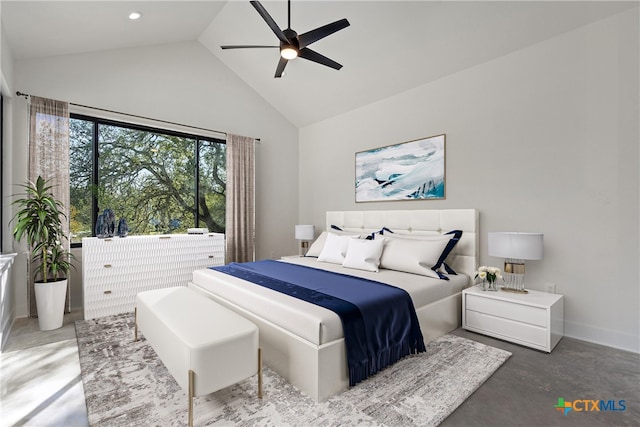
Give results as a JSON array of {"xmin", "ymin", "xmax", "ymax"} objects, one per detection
[{"xmin": 326, "ymin": 209, "xmax": 479, "ymax": 279}]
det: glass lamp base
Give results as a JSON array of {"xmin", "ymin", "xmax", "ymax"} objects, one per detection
[{"xmin": 503, "ymin": 259, "xmax": 527, "ymax": 292}]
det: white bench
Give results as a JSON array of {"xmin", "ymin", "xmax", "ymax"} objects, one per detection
[{"xmin": 135, "ymin": 286, "xmax": 261, "ymax": 426}]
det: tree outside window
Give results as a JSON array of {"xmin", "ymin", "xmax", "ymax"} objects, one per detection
[{"xmin": 69, "ymin": 116, "xmax": 226, "ymax": 244}]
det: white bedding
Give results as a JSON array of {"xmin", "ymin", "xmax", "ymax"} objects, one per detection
[{"xmin": 190, "ymin": 257, "xmax": 469, "ymax": 346}]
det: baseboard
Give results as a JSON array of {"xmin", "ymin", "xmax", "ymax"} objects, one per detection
[{"xmin": 565, "ymin": 320, "xmax": 639, "ymax": 354}]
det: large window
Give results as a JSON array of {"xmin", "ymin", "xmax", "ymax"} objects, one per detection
[{"xmin": 69, "ymin": 115, "xmax": 226, "ymax": 245}]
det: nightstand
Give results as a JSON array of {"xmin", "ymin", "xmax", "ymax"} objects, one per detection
[
  {"xmin": 280, "ymin": 255, "xmax": 304, "ymax": 260},
  {"xmin": 462, "ymin": 286, "xmax": 564, "ymax": 352}
]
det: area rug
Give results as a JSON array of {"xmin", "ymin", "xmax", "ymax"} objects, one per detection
[{"xmin": 76, "ymin": 313, "xmax": 511, "ymax": 426}]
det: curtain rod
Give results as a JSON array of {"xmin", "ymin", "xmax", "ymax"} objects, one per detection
[{"xmin": 15, "ymin": 91, "xmax": 261, "ymax": 142}]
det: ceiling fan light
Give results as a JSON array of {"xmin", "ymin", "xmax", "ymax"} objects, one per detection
[{"xmin": 280, "ymin": 46, "xmax": 298, "ymax": 60}]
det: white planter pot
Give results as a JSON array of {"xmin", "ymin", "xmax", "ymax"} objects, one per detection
[{"xmin": 34, "ymin": 279, "xmax": 67, "ymax": 331}]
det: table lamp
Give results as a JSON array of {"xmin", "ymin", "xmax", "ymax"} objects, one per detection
[
  {"xmin": 295, "ymin": 225, "xmax": 315, "ymax": 256},
  {"xmin": 488, "ymin": 232, "xmax": 543, "ymax": 293}
]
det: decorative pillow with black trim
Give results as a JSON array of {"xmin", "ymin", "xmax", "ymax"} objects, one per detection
[{"xmin": 375, "ymin": 229, "xmax": 463, "ymax": 279}]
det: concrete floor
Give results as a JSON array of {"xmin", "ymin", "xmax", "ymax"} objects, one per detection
[
  {"xmin": 445, "ymin": 329, "xmax": 639, "ymax": 427},
  {"xmin": 1, "ymin": 310, "xmax": 88, "ymax": 427},
  {"xmin": 1, "ymin": 312, "xmax": 638, "ymax": 426}
]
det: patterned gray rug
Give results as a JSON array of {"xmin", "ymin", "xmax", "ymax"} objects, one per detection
[{"xmin": 76, "ymin": 313, "xmax": 511, "ymax": 426}]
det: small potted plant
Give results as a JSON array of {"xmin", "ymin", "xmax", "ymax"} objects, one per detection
[{"xmin": 11, "ymin": 176, "xmax": 75, "ymax": 330}]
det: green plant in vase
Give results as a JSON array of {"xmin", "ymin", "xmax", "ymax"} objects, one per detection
[{"xmin": 11, "ymin": 176, "xmax": 75, "ymax": 330}]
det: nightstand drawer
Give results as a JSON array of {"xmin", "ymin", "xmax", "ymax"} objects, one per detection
[
  {"xmin": 465, "ymin": 310, "xmax": 547, "ymax": 348},
  {"xmin": 466, "ymin": 294, "xmax": 546, "ymax": 327}
]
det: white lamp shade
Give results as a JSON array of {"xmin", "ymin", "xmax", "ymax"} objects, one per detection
[
  {"xmin": 488, "ymin": 232, "xmax": 543, "ymax": 260},
  {"xmin": 295, "ymin": 225, "xmax": 315, "ymax": 241}
]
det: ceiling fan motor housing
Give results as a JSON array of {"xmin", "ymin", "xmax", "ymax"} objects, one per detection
[{"xmin": 281, "ymin": 28, "xmax": 299, "ymax": 58}]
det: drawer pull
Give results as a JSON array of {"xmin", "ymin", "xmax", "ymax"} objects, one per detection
[
  {"xmin": 104, "ymin": 264, "xmax": 112, "ymax": 268},
  {"xmin": 208, "ymin": 255, "xmax": 214, "ymax": 259},
  {"xmin": 104, "ymin": 290, "xmax": 112, "ymax": 295},
  {"xmin": 104, "ymin": 238, "xmax": 112, "ymax": 242},
  {"xmin": 159, "ymin": 236, "xmax": 171, "ymax": 240}
]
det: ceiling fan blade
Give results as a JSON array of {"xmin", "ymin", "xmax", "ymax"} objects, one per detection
[
  {"xmin": 250, "ymin": 1, "xmax": 289, "ymax": 45},
  {"xmin": 275, "ymin": 57, "xmax": 288, "ymax": 78},
  {"xmin": 221, "ymin": 45, "xmax": 279, "ymax": 50},
  {"xmin": 298, "ymin": 48, "xmax": 343, "ymax": 70},
  {"xmin": 298, "ymin": 18, "xmax": 350, "ymax": 49}
]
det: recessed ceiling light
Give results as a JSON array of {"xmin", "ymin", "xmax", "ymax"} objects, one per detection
[{"xmin": 129, "ymin": 12, "xmax": 142, "ymax": 20}]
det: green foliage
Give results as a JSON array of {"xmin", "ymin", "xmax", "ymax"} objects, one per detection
[
  {"xmin": 69, "ymin": 118, "xmax": 226, "ymax": 241},
  {"xmin": 11, "ymin": 176, "xmax": 75, "ymax": 282}
]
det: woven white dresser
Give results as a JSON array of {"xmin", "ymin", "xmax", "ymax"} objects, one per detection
[{"xmin": 82, "ymin": 233, "xmax": 225, "ymax": 320}]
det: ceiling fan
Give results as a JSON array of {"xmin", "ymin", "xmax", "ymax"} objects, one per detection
[{"xmin": 221, "ymin": 0, "xmax": 350, "ymax": 78}]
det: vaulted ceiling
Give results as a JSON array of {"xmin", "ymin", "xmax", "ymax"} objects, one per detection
[{"xmin": 2, "ymin": 1, "xmax": 636, "ymax": 127}]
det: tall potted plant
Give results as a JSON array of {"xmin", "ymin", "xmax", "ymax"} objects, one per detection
[{"xmin": 12, "ymin": 176, "xmax": 74, "ymax": 330}]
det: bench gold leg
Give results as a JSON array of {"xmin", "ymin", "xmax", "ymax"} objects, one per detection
[
  {"xmin": 189, "ymin": 370, "xmax": 195, "ymax": 427},
  {"xmin": 258, "ymin": 347, "xmax": 263, "ymax": 399},
  {"xmin": 134, "ymin": 307, "xmax": 138, "ymax": 342}
]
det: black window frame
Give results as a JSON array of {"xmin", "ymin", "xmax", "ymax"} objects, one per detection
[{"xmin": 70, "ymin": 113, "xmax": 226, "ymax": 248}]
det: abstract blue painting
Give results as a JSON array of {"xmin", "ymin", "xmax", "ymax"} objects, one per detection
[{"xmin": 355, "ymin": 134, "xmax": 445, "ymax": 202}]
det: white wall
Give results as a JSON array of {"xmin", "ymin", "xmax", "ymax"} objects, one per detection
[
  {"xmin": 0, "ymin": 90, "xmax": 19, "ymax": 349},
  {"xmin": 10, "ymin": 41, "xmax": 299, "ymax": 315},
  {"xmin": 299, "ymin": 10, "xmax": 639, "ymax": 352},
  {"xmin": 1, "ymin": 7, "xmax": 20, "ymax": 349}
]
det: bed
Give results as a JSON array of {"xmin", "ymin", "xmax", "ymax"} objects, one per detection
[{"xmin": 188, "ymin": 209, "xmax": 478, "ymax": 402}]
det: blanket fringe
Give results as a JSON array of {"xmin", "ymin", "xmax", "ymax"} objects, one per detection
[{"xmin": 349, "ymin": 337, "xmax": 426, "ymax": 386}]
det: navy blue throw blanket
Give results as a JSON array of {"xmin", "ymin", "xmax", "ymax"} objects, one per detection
[{"xmin": 211, "ymin": 260, "xmax": 425, "ymax": 386}]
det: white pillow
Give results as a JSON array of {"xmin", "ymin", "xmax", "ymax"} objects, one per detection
[
  {"xmin": 306, "ymin": 231, "xmax": 329, "ymax": 257},
  {"xmin": 306, "ymin": 229, "xmax": 363, "ymax": 257},
  {"xmin": 342, "ymin": 237, "xmax": 385, "ymax": 272},
  {"xmin": 317, "ymin": 233, "xmax": 352, "ymax": 264},
  {"xmin": 375, "ymin": 232, "xmax": 441, "ymax": 241},
  {"xmin": 379, "ymin": 234, "xmax": 452, "ymax": 278}
]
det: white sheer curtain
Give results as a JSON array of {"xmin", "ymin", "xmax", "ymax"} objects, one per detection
[
  {"xmin": 225, "ymin": 133, "xmax": 256, "ymax": 263},
  {"xmin": 28, "ymin": 96, "xmax": 70, "ymax": 315}
]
